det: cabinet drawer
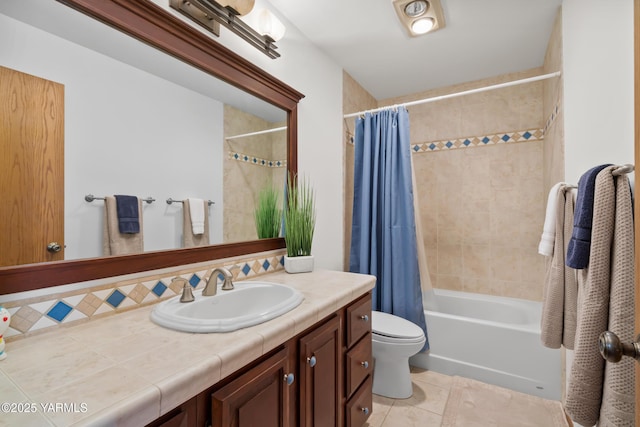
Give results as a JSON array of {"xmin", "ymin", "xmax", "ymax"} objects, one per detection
[
  {"xmin": 345, "ymin": 333, "xmax": 372, "ymax": 399},
  {"xmin": 346, "ymin": 376, "xmax": 372, "ymax": 427},
  {"xmin": 346, "ymin": 294, "xmax": 372, "ymax": 348}
]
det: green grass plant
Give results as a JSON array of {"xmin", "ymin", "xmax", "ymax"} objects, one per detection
[
  {"xmin": 254, "ymin": 184, "xmax": 282, "ymax": 239},
  {"xmin": 284, "ymin": 174, "xmax": 316, "ymax": 257}
]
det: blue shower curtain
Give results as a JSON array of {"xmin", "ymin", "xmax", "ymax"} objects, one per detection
[{"xmin": 349, "ymin": 107, "xmax": 429, "ymax": 350}]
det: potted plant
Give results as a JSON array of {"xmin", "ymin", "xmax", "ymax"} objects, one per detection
[
  {"xmin": 284, "ymin": 174, "xmax": 316, "ymax": 273},
  {"xmin": 254, "ymin": 184, "xmax": 282, "ymax": 239}
]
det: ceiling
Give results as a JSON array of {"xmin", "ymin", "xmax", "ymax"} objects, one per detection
[{"xmin": 268, "ymin": 0, "xmax": 563, "ymax": 100}]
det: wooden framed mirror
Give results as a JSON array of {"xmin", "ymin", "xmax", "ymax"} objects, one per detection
[{"xmin": 0, "ymin": 0, "xmax": 303, "ymax": 294}]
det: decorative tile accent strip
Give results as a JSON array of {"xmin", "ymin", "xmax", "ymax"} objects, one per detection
[
  {"xmin": 229, "ymin": 151, "xmax": 287, "ymax": 168},
  {"xmin": 544, "ymin": 98, "xmax": 562, "ymax": 136},
  {"xmin": 411, "ymin": 128, "xmax": 544, "ymax": 153},
  {"xmin": 346, "ymin": 128, "xmax": 543, "ymax": 152},
  {"xmin": 3, "ymin": 250, "xmax": 287, "ymax": 341}
]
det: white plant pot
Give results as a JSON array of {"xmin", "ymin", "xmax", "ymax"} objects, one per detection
[{"xmin": 284, "ymin": 255, "xmax": 314, "ymax": 274}]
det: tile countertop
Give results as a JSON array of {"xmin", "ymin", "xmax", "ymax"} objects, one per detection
[{"xmin": 0, "ymin": 269, "xmax": 375, "ymax": 427}]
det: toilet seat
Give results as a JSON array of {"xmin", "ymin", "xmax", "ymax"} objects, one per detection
[{"xmin": 372, "ymin": 311, "xmax": 425, "ymax": 344}]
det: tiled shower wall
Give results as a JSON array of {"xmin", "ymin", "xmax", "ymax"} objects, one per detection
[
  {"xmin": 543, "ymin": 9, "xmax": 564, "ymax": 193},
  {"xmin": 344, "ymin": 69, "xmax": 550, "ymax": 301},
  {"xmin": 224, "ymin": 105, "xmax": 287, "ymax": 243}
]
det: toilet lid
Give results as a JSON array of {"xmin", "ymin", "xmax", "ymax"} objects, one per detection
[{"xmin": 372, "ymin": 311, "xmax": 425, "ymax": 340}]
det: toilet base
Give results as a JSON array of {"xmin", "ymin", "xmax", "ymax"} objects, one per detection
[{"xmin": 372, "ymin": 357, "xmax": 413, "ymax": 399}]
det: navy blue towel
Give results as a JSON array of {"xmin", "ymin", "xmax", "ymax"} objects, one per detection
[
  {"xmin": 565, "ymin": 164, "xmax": 612, "ymax": 269},
  {"xmin": 114, "ymin": 195, "xmax": 140, "ymax": 234}
]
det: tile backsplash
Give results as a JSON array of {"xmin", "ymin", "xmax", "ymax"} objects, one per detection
[{"xmin": 2, "ymin": 250, "xmax": 286, "ymax": 341}]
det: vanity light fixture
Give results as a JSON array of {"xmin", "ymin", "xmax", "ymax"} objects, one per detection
[
  {"xmin": 392, "ymin": 0, "xmax": 446, "ymax": 37},
  {"xmin": 169, "ymin": 0, "xmax": 282, "ymax": 58},
  {"xmin": 256, "ymin": 9, "xmax": 286, "ymax": 42}
]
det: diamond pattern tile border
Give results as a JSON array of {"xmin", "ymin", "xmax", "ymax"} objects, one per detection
[
  {"xmin": 411, "ymin": 128, "xmax": 544, "ymax": 153},
  {"xmin": 2, "ymin": 251, "xmax": 286, "ymax": 340},
  {"xmin": 348, "ymin": 127, "xmax": 546, "ymax": 154},
  {"xmin": 229, "ymin": 151, "xmax": 287, "ymax": 168}
]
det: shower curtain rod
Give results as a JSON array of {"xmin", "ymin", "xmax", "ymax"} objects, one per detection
[
  {"xmin": 225, "ymin": 126, "xmax": 286, "ymax": 141},
  {"xmin": 343, "ymin": 71, "xmax": 562, "ymax": 119}
]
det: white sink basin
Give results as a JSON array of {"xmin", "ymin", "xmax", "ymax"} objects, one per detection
[{"xmin": 150, "ymin": 281, "xmax": 304, "ymax": 333}]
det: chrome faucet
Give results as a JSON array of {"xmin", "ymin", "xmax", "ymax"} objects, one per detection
[{"xmin": 203, "ymin": 267, "xmax": 234, "ymax": 296}]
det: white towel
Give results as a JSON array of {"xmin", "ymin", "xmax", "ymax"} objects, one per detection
[
  {"xmin": 538, "ymin": 182, "xmax": 565, "ymax": 256},
  {"xmin": 188, "ymin": 198, "xmax": 205, "ymax": 235}
]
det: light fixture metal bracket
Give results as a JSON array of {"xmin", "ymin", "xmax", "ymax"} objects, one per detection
[
  {"xmin": 169, "ymin": 0, "xmax": 280, "ymax": 58},
  {"xmin": 170, "ymin": 0, "xmax": 220, "ymax": 35}
]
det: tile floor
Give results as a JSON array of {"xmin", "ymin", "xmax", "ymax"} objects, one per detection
[
  {"xmin": 365, "ymin": 367, "xmax": 453, "ymax": 427},
  {"xmin": 365, "ymin": 367, "xmax": 566, "ymax": 427}
]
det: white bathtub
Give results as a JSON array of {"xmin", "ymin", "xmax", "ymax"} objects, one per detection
[{"xmin": 409, "ymin": 289, "xmax": 562, "ymax": 400}]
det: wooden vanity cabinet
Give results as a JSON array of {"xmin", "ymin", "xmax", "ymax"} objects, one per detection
[{"xmin": 146, "ymin": 293, "xmax": 372, "ymax": 427}]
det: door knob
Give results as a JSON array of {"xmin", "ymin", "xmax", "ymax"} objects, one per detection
[
  {"xmin": 47, "ymin": 242, "xmax": 62, "ymax": 253},
  {"xmin": 598, "ymin": 331, "xmax": 640, "ymax": 363}
]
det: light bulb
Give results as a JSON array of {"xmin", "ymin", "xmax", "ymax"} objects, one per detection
[
  {"xmin": 411, "ymin": 17, "xmax": 434, "ymax": 34},
  {"xmin": 257, "ymin": 9, "xmax": 286, "ymax": 42}
]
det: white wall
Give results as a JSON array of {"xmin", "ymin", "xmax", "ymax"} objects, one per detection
[
  {"xmin": 153, "ymin": 0, "xmax": 346, "ymax": 271},
  {"xmin": 0, "ymin": 14, "xmax": 224, "ymax": 259},
  {"xmin": 562, "ymin": 0, "xmax": 634, "ymax": 185},
  {"xmin": 562, "ymin": 2, "xmax": 634, "ymax": 425}
]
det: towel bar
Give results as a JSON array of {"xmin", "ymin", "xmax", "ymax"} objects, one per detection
[
  {"xmin": 166, "ymin": 198, "xmax": 214, "ymax": 206},
  {"xmin": 84, "ymin": 194, "xmax": 156, "ymax": 204}
]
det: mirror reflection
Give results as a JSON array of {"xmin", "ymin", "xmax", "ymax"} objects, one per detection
[{"xmin": 0, "ymin": 0, "xmax": 287, "ymax": 267}]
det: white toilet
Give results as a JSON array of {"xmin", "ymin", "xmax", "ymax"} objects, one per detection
[{"xmin": 371, "ymin": 311, "xmax": 426, "ymax": 399}]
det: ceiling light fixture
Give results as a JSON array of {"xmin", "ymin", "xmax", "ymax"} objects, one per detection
[
  {"xmin": 411, "ymin": 17, "xmax": 435, "ymax": 34},
  {"xmin": 404, "ymin": 0, "xmax": 428, "ymax": 18},
  {"xmin": 169, "ymin": 0, "xmax": 282, "ymax": 58},
  {"xmin": 393, "ymin": 0, "xmax": 445, "ymax": 37}
]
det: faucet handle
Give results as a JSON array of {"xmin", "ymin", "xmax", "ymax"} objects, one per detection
[
  {"xmin": 180, "ymin": 282, "xmax": 195, "ymax": 303},
  {"xmin": 173, "ymin": 277, "xmax": 194, "ymax": 303}
]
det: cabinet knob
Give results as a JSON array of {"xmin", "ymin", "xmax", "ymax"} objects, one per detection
[
  {"xmin": 284, "ymin": 373, "xmax": 295, "ymax": 385},
  {"xmin": 360, "ymin": 314, "xmax": 369, "ymax": 322},
  {"xmin": 360, "ymin": 361, "xmax": 369, "ymax": 369},
  {"xmin": 599, "ymin": 331, "xmax": 640, "ymax": 363},
  {"xmin": 307, "ymin": 355, "xmax": 317, "ymax": 368},
  {"xmin": 361, "ymin": 407, "xmax": 370, "ymax": 416}
]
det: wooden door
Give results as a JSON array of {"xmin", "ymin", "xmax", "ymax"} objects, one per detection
[
  {"xmin": 634, "ymin": 1, "xmax": 640, "ymax": 424},
  {"xmin": 0, "ymin": 66, "xmax": 64, "ymax": 266},
  {"xmin": 299, "ymin": 315, "xmax": 342, "ymax": 427},
  {"xmin": 211, "ymin": 347, "xmax": 294, "ymax": 427}
]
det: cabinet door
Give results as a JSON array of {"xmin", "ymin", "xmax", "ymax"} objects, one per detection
[
  {"xmin": 211, "ymin": 347, "xmax": 294, "ymax": 427},
  {"xmin": 299, "ymin": 315, "xmax": 342, "ymax": 427},
  {"xmin": 145, "ymin": 396, "xmax": 197, "ymax": 427}
]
